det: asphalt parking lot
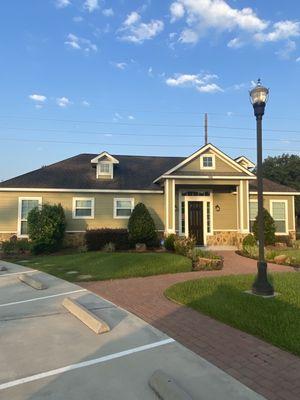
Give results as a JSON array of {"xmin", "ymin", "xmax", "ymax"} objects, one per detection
[{"xmin": 0, "ymin": 260, "xmax": 265, "ymax": 400}]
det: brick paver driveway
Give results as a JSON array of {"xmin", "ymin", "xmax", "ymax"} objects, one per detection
[{"xmin": 82, "ymin": 251, "xmax": 300, "ymax": 400}]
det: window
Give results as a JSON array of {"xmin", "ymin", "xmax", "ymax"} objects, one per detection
[
  {"xmin": 206, "ymin": 202, "xmax": 211, "ymax": 234},
  {"xmin": 200, "ymin": 154, "xmax": 215, "ymax": 169},
  {"xmin": 181, "ymin": 201, "xmax": 185, "ymax": 234},
  {"xmin": 271, "ymin": 200, "xmax": 287, "ymax": 234},
  {"xmin": 249, "ymin": 201, "xmax": 258, "ymax": 232},
  {"xmin": 18, "ymin": 197, "xmax": 42, "ymax": 236},
  {"xmin": 114, "ymin": 198, "xmax": 134, "ymax": 219},
  {"xmin": 73, "ymin": 198, "xmax": 94, "ymax": 219},
  {"xmin": 97, "ymin": 162, "xmax": 113, "ymax": 178}
]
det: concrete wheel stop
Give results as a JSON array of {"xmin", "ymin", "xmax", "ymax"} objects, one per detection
[
  {"xmin": 149, "ymin": 370, "xmax": 193, "ymax": 400},
  {"xmin": 18, "ymin": 273, "xmax": 48, "ymax": 290},
  {"xmin": 0, "ymin": 265, "xmax": 8, "ymax": 272},
  {"xmin": 62, "ymin": 297, "xmax": 110, "ymax": 334}
]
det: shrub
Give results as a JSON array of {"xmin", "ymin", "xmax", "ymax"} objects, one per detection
[
  {"xmin": 85, "ymin": 229, "xmax": 130, "ymax": 251},
  {"xmin": 189, "ymin": 248, "xmax": 221, "ymax": 260},
  {"xmin": 242, "ymin": 234, "xmax": 257, "ymax": 248},
  {"xmin": 189, "ymin": 248, "xmax": 223, "ymax": 270},
  {"xmin": 174, "ymin": 236, "xmax": 196, "ymax": 256},
  {"xmin": 253, "ymin": 208, "xmax": 276, "ymax": 246},
  {"xmin": 242, "ymin": 244, "xmax": 259, "ymax": 258},
  {"xmin": 28, "ymin": 203, "xmax": 66, "ymax": 254},
  {"xmin": 128, "ymin": 203, "xmax": 158, "ymax": 247},
  {"xmin": 164, "ymin": 234, "xmax": 177, "ymax": 251},
  {"xmin": 0, "ymin": 237, "xmax": 30, "ymax": 256}
]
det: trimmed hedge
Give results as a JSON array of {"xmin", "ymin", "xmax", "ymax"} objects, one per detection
[
  {"xmin": 128, "ymin": 202, "xmax": 159, "ymax": 247},
  {"xmin": 253, "ymin": 208, "xmax": 276, "ymax": 246},
  {"xmin": 85, "ymin": 229, "xmax": 130, "ymax": 251}
]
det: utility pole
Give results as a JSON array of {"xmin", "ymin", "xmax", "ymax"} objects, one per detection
[{"xmin": 204, "ymin": 113, "xmax": 208, "ymax": 145}]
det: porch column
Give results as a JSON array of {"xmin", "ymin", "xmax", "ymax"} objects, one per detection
[
  {"xmin": 164, "ymin": 178, "xmax": 175, "ymax": 234},
  {"xmin": 238, "ymin": 180, "xmax": 250, "ymax": 233}
]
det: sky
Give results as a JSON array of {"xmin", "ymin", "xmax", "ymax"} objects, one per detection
[{"xmin": 1, "ymin": 0, "xmax": 300, "ymax": 181}]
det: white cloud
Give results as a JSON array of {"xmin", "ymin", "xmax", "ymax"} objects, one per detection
[
  {"xmin": 170, "ymin": 0, "xmax": 268, "ymax": 44},
  {"xmin": 29, "ymin": 94, "xmax": 47, "ymax": 102},
  {"xmin": 165, "ymin": 72, "xmax": 222, "ymax": 93},
  {"xmin": 111, "ymin": 61, "xmax": 127, "ymax": 70},
  {"xmin": 56, "ymin": 97, "xmax": 71, "ymax": 107},
  {"xmin": 55, "ymin": 0, "xmax": 71, "ymax": 8},
  {"xmin": 84, "ymin": 0, "xmax": 99, "ymax": 13},
  {"xmin": 82, "ymin": 100, "xmax": 90, "ymax": 107},
  {"xmin": 232, "ymin": 83, "xmax": 246, "ymax": 90},
  {"xmin": 119, "ymin": 12, "xmax": 164, "ymax": 44},
  {"xmin": 128, "ymin": 115, "xmax": 135, "ymax": 120},
  {"xmin": 148, "ymin": 66, "xmax": 153, "ymax": 77},
  {"xmin": 73, "ymin": 16, "xmax": 83, "ymax": 22},
  {"xmin": 170, "ymin": 2, "xmax": 185, "ymax": 22},
  {"xmin": 254, "ymin": 20, "xmax": 300, "ymax": 42},
  {"xmin": 227, "ymin": 37, "xmax": 244, "ymax": 49},
  {"xmin": 65, "ymin": 33, "xmax": 98, "ymax": 53},
  {"xmin": 124, "ymin": 11, "xmax": 141, "ymax": 26},
  {"xmin": 102, "ymin": 8, "xmax": 114, "ymax": 17},
  {"xmin": 296, "ymin": 56, "xmax": 300, "ymax": 62}
]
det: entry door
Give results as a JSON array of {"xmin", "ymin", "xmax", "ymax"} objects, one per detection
[{"xmin": 188, "ymin": 201, "xmax": 204, "ymax": 245}]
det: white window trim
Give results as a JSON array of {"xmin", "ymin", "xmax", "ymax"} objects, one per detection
[
  {"xmin": 200, "ymin": 154, "xmax": 216, "ymax": 170},
  {"xmin": 96, "ymin": 162, "xmax": 113, "ymax": 179},
  {"xmin": 17, "ymin": 197, "xmax": 42, "ymax": 237},
  {"xmin": 72, "ymin": 197, "xmax": 95, "ymax": 219},
  {"xmin": 270, "ymin": 199, "xmax": 288, "ymax": 235},
  {"xmin": 114, "ymin": 198, "xmax": 134, "ymax": 219}
]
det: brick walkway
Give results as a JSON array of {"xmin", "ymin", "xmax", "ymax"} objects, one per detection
[{"xmin": 82, "ymin": 252, "xmax": 300, "ymax": 400}]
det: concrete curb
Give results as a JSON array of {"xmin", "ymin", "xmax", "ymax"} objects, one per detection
[
  {"xmin": 0, "ymin": 266, "xmax": 7, "ymax": 272},
  {"xmin": 149, "ymin": 370, "xmax": 193, "ymax": 400},
  {"xmin": 62, "ymin": 297, "xmax": 110, "ymax": 334},
  {"xmin": 18, "ymin": 274, "xmax": 47, "ymax": 290}
]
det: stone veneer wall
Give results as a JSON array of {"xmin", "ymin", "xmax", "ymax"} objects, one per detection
[{"xmin": 206, "ymin": 231, "xmax": 248, "ymax": 247}]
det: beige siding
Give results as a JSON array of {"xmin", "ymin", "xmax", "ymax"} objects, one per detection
[
  {"xmin": 249, "ymin": 194, "xmax": 295, "ymax": 232},
  {"xmin": 213, "ymin": 192, "xmax": 238, "ymax": 230},
  {"xmin": 0, "ymin": 191, "xmax": 165, "ymax": 233},
  {"xmin": 179, "ymin": 150, "xmax": 242, "ymax": 174}
]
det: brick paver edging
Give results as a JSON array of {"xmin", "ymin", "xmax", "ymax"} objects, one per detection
[{"xmin": 81, "ymin": 251, "xmax": 300, "ymax": 400}]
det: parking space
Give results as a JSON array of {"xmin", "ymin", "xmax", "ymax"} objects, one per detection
[{"xmin": 0, "ymin": 260, "xmax": 265, "ymax": 400}]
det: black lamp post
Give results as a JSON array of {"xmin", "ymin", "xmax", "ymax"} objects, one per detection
[{"xmin": 250, "ymin": 79, "xmax": 274, "ymax": 296}]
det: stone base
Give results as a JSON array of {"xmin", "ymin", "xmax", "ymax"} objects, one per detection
[{"xmin": 206, "ymin": 231, "xmax": 248, "ymax": 247}]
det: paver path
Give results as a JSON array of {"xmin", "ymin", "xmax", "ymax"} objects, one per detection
[{"xmin": 82, "ymin": 251, "xmax": 300, "ymax": 400}]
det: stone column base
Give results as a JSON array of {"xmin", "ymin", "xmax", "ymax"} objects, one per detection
[{"xmin": 206, "ymin": 231, "xmax": 248, "ymax": 247}]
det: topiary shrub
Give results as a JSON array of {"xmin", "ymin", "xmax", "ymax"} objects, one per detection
[
  {"xmin": 85, "ymin": 229, "xmax": 130, "ymax": 251},
  {"xmin": 128, "ymin": 203, "xmax": 158, "ymax": 248},
  {"xmin": 28, "ymin": 203, "xmax": 66, "ymax": 254},
  {"xmin": 164, "ymin": 234, "xmax": 177, "ymax": 251},
  {"xmin": 242, "ymin": 234, "xmax": 257, "ymax": 249},
  {"xmin": 0, "ymin": 236, "xmax": 30, "ymax": 256},
  {"xmin": 253, "ymin": 208, "xmax": 276, "ymax": 246}
]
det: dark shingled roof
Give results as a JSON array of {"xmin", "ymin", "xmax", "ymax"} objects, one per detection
[
  {"xmin": 0, "ymin": 154, "xmax": 184, "ymax": 191},
  {"xmin": 0, "ymin": 153, "xmax": 297, "ymax": 193}
]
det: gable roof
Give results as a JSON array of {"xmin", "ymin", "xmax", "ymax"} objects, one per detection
[
  {"xmin": 153, "ymin": 143, "xmax": 255, "ymax": 183},
  {"xmin": 235, "ymin": 156, "xmax": 255, "ymax": 169},
  {"xmin": 90, "ymin": 151, "xmax": 119, "ymax": 164},
  {"xmin": 0, "ymin": 152, "xmax": 297, "ymax": 194}
]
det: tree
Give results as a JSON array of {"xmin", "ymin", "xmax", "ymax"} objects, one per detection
[
  {"xmin": 128, "ymin": 203, "xmax": 158, "ymax": 247},
  {"xmin": 252, "ymin": 208, "xmax": 276, "ymax": 246},
  {"xmin": 27, "ymin": 203, "xmax": 66, "ymax": 254},
  {"xmin": 260, "ymin": 154, "xmax": 300, "ymax": 223}
]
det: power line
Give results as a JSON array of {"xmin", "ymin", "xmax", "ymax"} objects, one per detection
[{"xmin": 0, "ymin": 136, "xmax": 299, "ymax": 153}]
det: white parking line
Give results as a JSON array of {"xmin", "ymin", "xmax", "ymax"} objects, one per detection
[
  {"xmin": 0, "ymin": 338, "xmax": 175, "ymax": 390},
  {"xmin": 0, "ymin": 270, "xmax": 37, "ymax": 277},
  {"xmin": 0, "ymin": 289, "xmax": 87, "ymax": 307}
]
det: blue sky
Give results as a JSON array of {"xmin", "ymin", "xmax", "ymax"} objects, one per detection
[{"xmin": 1, "ymin": 0, "xmax": 300, "ymax": 180}]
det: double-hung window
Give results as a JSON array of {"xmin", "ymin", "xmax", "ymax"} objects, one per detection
[
  {"xmin": 249, "ymin": 201, "xmax": 258, "ymax": 232},
  {"xmin": 97, "ymin": 162, "xmax": 113, "ymax": 178},
  {"xmin": 73, "ymin": 198, "xmax": 94, "ymax": 219},
  {"xmin": 270, "ymin": 200, "xmax": 288, "ymax": 234},
  {"xmin": 114, "ymin": 198, "xmax": 134, "ymax": 218},
  {"xmin": 18, "ymin": 197, "xmax": 42, "ymax": 236}
]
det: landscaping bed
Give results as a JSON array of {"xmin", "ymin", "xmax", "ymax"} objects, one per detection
[
  {"xmin": 15, "ymin": 251, "xmax": 192, "ymax": 282},
  {"xmin": 165, "ymin": 273, "xmax": 300, "ymax": 356}
]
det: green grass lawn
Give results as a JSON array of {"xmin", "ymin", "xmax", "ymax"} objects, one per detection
[
  {"xmin": 16, "ymin": 251, "xmax": 192, "ymax": 282},
  {"xmin": 165, "ymin": 273, "xmax": 300, "ymax": 356},
  {"xmin": 267, "ymin": 248, "xmax": 300, "ymax": 264}
]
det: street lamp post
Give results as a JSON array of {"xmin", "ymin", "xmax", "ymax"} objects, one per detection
[{"xmin": 250, "ymin": 79, "xmax": 274, "ymax": 296}]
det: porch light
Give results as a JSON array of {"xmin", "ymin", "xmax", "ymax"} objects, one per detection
[
  {"xmin": 215, "ymin": 205, "xmax": 220, "ymax": 212},
  {"xmin": 249, "ymin": 79, "xmax": 274, "ymax": 297}
]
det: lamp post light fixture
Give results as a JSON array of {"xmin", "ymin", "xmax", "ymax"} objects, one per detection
[{"xmin": 249, "ymin": 79, "xmax": 274, "ymax": 296}]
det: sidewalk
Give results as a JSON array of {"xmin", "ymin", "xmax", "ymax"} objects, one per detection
[{"xmin": 82, "ymin": 251, "xmax": 300, "ymax": 400}]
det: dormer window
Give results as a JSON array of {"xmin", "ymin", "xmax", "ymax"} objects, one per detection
[
  {"xmin": 90, "ymin": 151, "xmax": 119, "ymax": 180},
  {"xmin": 200, "ymin": 154, "xmax": 215, "ymax": 170}
]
